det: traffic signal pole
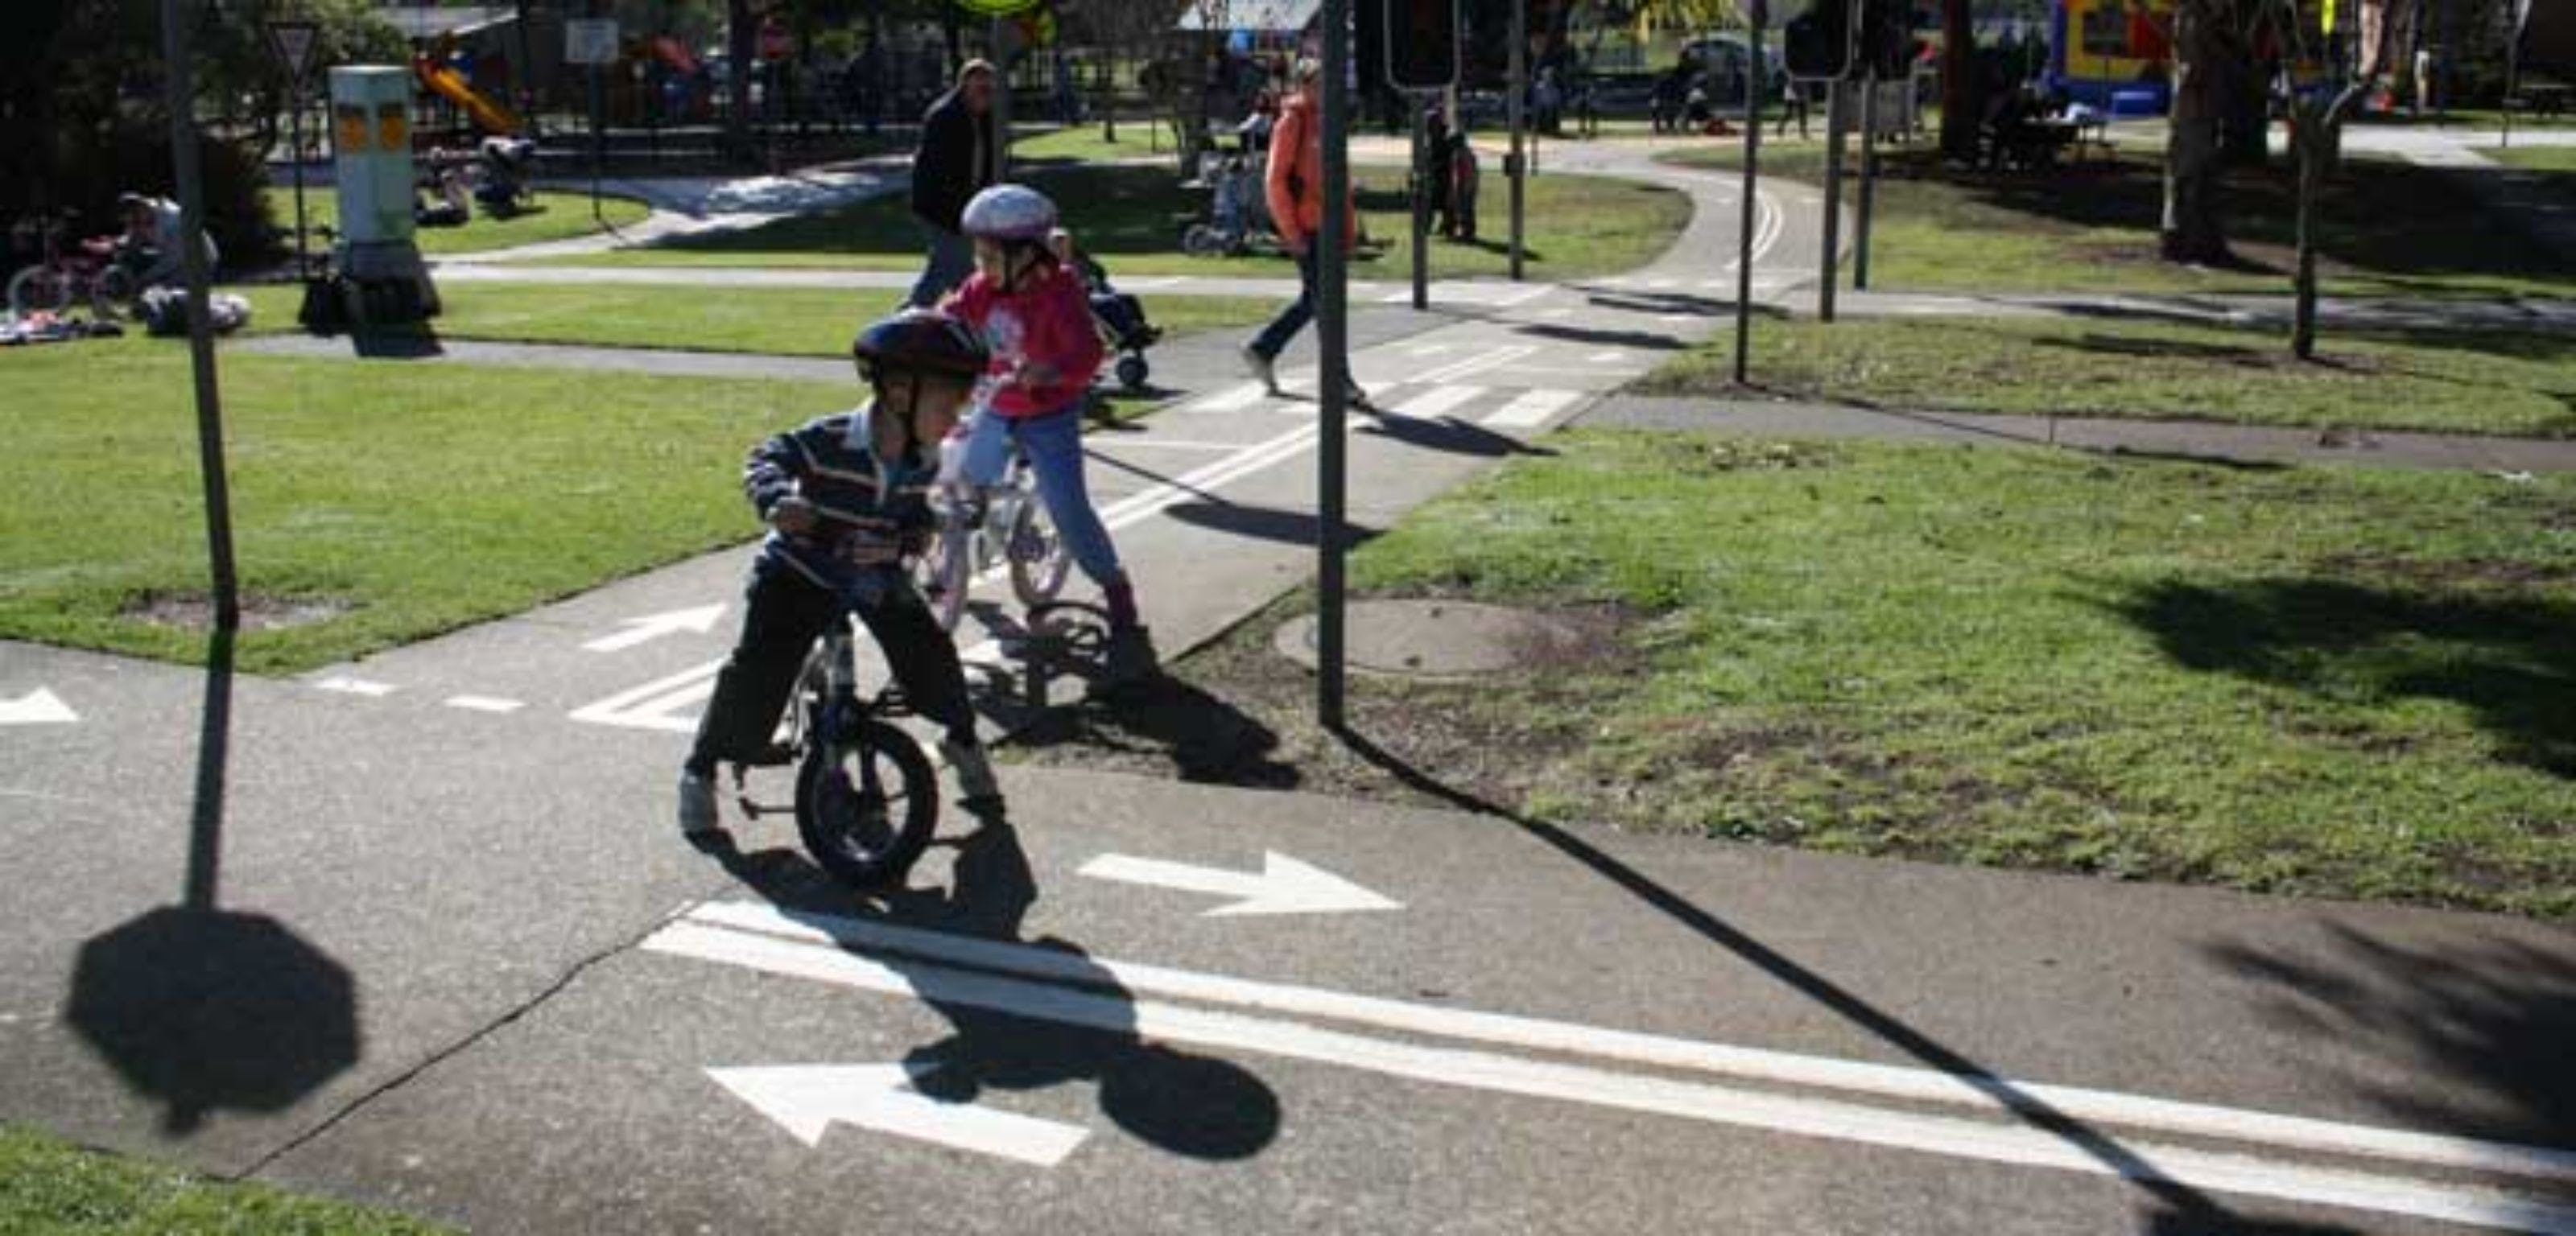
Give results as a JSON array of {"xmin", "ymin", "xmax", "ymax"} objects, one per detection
[
  {"xmin": 1410, "ymin": 103, "xmax": 1430, "ymax": 309},
  {"xmin": 1818, "ymin": 77, "xmax": 1846, "ymax": 323},
  {"xmin": 1854, "ymin": 72, "xmax": 1876, "ymax": 290},
  {"xmin": 1734, "ymin": 8, "xmax": 1765, "ymax": 384}
]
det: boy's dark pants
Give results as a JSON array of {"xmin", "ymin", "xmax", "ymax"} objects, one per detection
[{"xmin": 685, "ymin": 566, "xmax": 978, "ymax": 774}]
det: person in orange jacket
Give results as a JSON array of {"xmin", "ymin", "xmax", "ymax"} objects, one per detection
[{"xmin": 1239, "ymin": 56, "xmax": 1372, "ymax": 410}]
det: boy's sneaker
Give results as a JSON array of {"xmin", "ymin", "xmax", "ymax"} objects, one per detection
[
  {"xmin": 1241, "ymin": 346, "xmax": 1280, "ymax": 394},
  {"xmin": 677, "ymin": 769, "xmax": 720, "ymax": 838},
  {"xmin": 942, "ymin": 739, "xmax": 1005, "ymax": 810}
]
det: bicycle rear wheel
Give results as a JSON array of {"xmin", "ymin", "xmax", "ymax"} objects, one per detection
[{"xmin": 793, "ymin": 718, "xmax": 939, "ymax": 888}]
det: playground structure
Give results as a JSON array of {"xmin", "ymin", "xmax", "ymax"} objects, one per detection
[
  {"xmin": 2048, "ymin": 0, "xmax": 2174, "ymax": 115},
  {"xmin": 415, "ymin": 54, "xmax": 522, "ymax": 137}
]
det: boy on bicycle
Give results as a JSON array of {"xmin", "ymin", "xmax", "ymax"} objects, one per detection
[
  {"xmin": 940, "ymin": 183, "xmax": 1158, "ymax": 682},
  {"xmin": 677, "ymin": 310, "xmax": 1003, "ymax": 838}
]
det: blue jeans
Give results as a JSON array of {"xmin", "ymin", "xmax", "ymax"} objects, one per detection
[
  {"xmin": 908, "ymin": 226, "xmax": 975, "ymax": 308},
  {"xmin": 1247, "ymin": 245, "xmax": 1319, "ymax": 360},
  {"xmin": 961, "ymin": 402, "xmax": 1123, "ymax": 589}
]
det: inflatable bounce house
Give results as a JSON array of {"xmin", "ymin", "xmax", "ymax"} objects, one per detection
[{"xmin": 2048, "ymin": 0, "xmax": 2175, "ymax": 115}]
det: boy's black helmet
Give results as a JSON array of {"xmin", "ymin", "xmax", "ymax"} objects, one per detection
[{"xmin": 851, "ymin": 310, "xmax": 987, "ymax": 385}]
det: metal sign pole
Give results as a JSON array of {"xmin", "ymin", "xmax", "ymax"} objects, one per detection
[
  {"xmin": 1319, "ymin": 0, "xmax": 1354, "ymax": 731},
  {"xmin": 1734, "ymin": 8, "xmax": 1764, "ymax": 384},
  {"xmin": 160, "ymin": 0, "xmax": 239, "ymax": 630},
  {"xmin": 1411, "ymin": 99, "xmax": 1430, "ymax": 309},
  {"xmin": 291, "ymin": 80, "xmax": 311, "ymax": 279},
  {"xmin": 1818, "ymin": 77, "xmax": 1847, "ymax": 323},
  {"xmin": 1507, "ymin": 0, "xmax": 1526, "ymax": 281},
  {"xmin": 1855, "ymin": 72, "xmax": 1876, "ymax": 290}
]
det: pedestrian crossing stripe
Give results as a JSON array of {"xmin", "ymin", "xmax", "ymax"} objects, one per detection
[{"xmin": 1481, "ymin": 389, "xmax": 1581, "ymax": 430}]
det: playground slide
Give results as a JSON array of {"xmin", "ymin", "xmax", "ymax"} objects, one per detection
[
  {"xmin": 415, "ymin": 60, "xmax": 521, "ymax": 136},
  {"xmin": 652, "ymin": 35, "xmax": 699, "ymax": 76}
]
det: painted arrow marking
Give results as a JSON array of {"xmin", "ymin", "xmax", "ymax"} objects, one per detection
[
  {"xmin": 583, "ymin": 604, "xmax": 726, "ymax": 653},
  {"xmin": 1077, "ymin": 851, "xmax": 1401, "ymax": 917},
  {"xmin": 707, "ymin": 1062, "xmax": 1088, "ymax": 1167},
  {"xmin": 0, "ymin": 689, "xmax": 77, "ymax": 727}
]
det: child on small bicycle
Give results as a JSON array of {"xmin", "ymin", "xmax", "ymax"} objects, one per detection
[
  {"xmin": 940, "ymin": 183, "xmax": 1158, "ymax": 682},
  {"xmin": 677, "ymin": 309, "xmax": 1003, "ymax": 838}
]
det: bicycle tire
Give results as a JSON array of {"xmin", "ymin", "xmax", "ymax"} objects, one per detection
[
  {"xmin": 6, "ymin": 266, "xmax": 70, "ymax": 318},
  {"xmin": 793, "ymin": 718, "xmax": 939, "ymax": 888},
  {"xmin": 1182, "ymin": 225, "xmax": 1227, "ymax": 257},
  {"xmin": 1006, "ymin": 492, "xmax": 1073, "ymax": 609},
  {"xmin": 89, "ymin": 266, "xmax": 135, "ymax": 321}
]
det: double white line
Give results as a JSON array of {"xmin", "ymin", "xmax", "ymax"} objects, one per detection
[{"xmin": 648, "ymin": 901, "xmax": 2576, "ymax": 1231}]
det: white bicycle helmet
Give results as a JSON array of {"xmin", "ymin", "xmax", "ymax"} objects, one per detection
[{"xmin": 960, "ymin": 183, "xmax": 1058, "ymax": 244}]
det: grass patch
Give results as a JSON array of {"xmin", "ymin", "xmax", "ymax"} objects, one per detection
[
  {"xmin": 233, "ymin": 283, "xmax": 1274, "ymax": 358},
  {"xmin": 1019, "ymin": 431, "xmax": 2576, "ymax": 920},
  {"xmin": 262, "ymin": 187, "xmax": 650, "ymax": 256},
  {"xmin": 541, "ymin": 163, "xmax": 1690, "ymax": 282},
  {"xmin": 1641, "ymin": 315, "xmax": 2576, "ymax": 439},
  {"xmin": 0, "ymin": 1123, "xmax": 452, "ymax": 1234},
  {"xmin": 2496, "ymin": 145, "xmax": 2576, "ymax": 175},
  {"xmin": 1659, "ymin": 143, "xmax": 2576, "ymax": 300},
  {"xmin": 0, "ymin": 334, "xmax": 852, "ymax": 673}
]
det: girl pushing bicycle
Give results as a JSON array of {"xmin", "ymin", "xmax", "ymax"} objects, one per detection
[
  {"xmin": 677, "ymin": 310, "xmax": 1004, "ymax": 838},
  {"xmin": 939, "ymin": 183, "xmax": 1158, "ymax": 683}
]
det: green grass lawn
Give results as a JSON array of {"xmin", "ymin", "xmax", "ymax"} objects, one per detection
[
  {"xmin": 232, "ymin": 283, "xmax": 1276, "ymax": 357},
  {"xmin": 1658, "ymin": 143, "xmax": 2576, "ymax": 301},
  {"xmin": 539, "ymin": 163, "xmax": 1691, "ymax": 282},
  {"xmin": 0, "ymin": 1124, "xmax": 452, "ymax": 1234},
  {"xmin": 1310, "ymin": 431, "xmax": 2576, "ymax": 918},
  {"xmin": 0, "ymin": 335, "xmax": 852, "ymax": 673},
  {"xmin": 1643, "ymin": 315, "xmax": 2576, "ymax": 439},
  {"xmin": 2496, "ymin": 144, "xmax": 2576, "ymax": 175},
  {"xmin": 262, "ymin": 187, "xmax": 651, "ymax": 257}
]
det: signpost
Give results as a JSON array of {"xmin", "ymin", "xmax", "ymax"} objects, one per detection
[
  {"xmin": 1507, "ymin": 0, "xmax": 1527, "ymax": 282},
  {"xmin": 267, "ymin": 20, "xmax": 320, "ymax": 280},
  {"xmin": 1734, "ymin": 0, "xmax": 1765, "ymax": 384},
  {"xmin": 1818, "ymin": 79, "xmax": 1846, "ymax": 321},
  {"xmin": 1319, "ymin": 0, "xmax": 1359, "ymax": 731},
  {"xmin": 1389, "ymin": 0, "xmax": 1460, "ymax": 313},
  {"xmin": 567, "ymin": 18, "xmax": 620, "ymax": 224},
  {"xmin": 162, "ymin": 0, "xmax": 237, "ymax": 630},
  {"xmin": 1854, "ymin": 73, "xmax": 1876, "ymax": 290}
]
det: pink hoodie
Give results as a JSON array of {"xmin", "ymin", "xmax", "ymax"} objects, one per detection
[{"xmin": 943, "ymin": 264, "xmax": 1104, "ymax": 418}]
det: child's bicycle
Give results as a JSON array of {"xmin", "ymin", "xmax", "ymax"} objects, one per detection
[
  {"xmin": 728, "ymin": 612, "xmax": 941, "ymax": 887},
  {"xmin": 6, "ymin": 211, "xmax": 137, "ymax": 320},
  {"xmin": 917, "ymin": 412, "xmax": 1073, "ymax": 633}
]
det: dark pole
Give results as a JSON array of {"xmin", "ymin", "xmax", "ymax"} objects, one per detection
[
  {"xmin": 591, "ymin": 0, "xmax": 607, "ymax": 221},
  {"xmin": 290, "ymin": 76, "xmax": 310, "ymax": 279},
  {"xmin": 1734, "ymin": 10, "xmax": 1763, "ymax": 384},
  {"xmin": 1507, "ymin": 0, "xmax": 1526, "ymax": 280},
  {"xmin": 1319, "ymin": 0, "xmax": 1353, "ymax": 731},
  {"xmin": 159, "ymin": 0, "xmax": 239, "ymax": 631},
  {"xmin": 1818, "ymin": 77, "xmax": 1846, "ymax": 322},
  {"xmin": 1411, "ymin": 100, "xmax": 1430, "ymax": 309},
  {"xmin": 1854, "ymin": 72, "xmax": 1876, "ymax": 290}
]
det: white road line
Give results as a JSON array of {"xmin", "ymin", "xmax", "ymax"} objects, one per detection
[
  {"xmin": 1387, "ymin": 385, "xmax": 1486, "ymax": 420},
  {"xmin": 312, "ymin": 677, "xmax": 395, "ymax": 698},
  {"xmin": 1657, "ymin": 313, "xmax": 1695, "ymax": 324},
  {"xmin": 1412, "ymin": 344, "xmax": 1534, "ymax": 386},
  {"xmin": 568, "ymin": 659, "xmax": 724, "ymax": 735},
  {"xmin": 1093, "ymin": 438, "xmax": 1265, "ymax": 451},
  {"xmin": 1406, "ymin": 343, "xmax": 1451, "ymax": 357},
  {"xmin": 444, "ymin": 695, "xmax": 526, "ymax": 714},
  {"xmin": 1481, "ymin": 389, "xmax": 1582, "ymax": 430},
  {"xmin": 1496, "ymin": 283, "xmax": 1554, "ymax": 307},
  {"xmin": 1586, "ymin": 350, "xmax": 1626, "ymax": 365},
  {"xmin": 646, "ymin": 916, "xmax": 2576, "ymax": 1234},
  {"xmin": 689, "ymin": 903, "xmax": 2576, "ymax": 1189},
  {"xmin": 1185, "ymin": 381, "xmax": 1270, "ymax": 414},
  {"xmin": 1648, "ymin": 277, "xmax": 1678, "ymax": 289}
]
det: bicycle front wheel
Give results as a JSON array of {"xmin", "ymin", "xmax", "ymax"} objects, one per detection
[
  {"xmin": 793, "ymin": 718, "xmax": 939, "ymax": 888},
  {"xmin": 917, "ymin": 515, "xmax": 972, "ymax": 633},
  {"xmin": 6, "ymin": 266, "xmax": 70, "ymax": 318}
]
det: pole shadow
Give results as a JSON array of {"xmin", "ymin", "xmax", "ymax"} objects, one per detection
[{"xmin": 63, "ymin": 628, "xmax": 361, "ymax": 1135}]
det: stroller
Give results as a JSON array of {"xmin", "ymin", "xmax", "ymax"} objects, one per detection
[
  {"xmin": 473, "ymin": 137, "xmax": 539, "ymax": 216},
  {"xmin": 1065, "ymin": 245, "xmax": 1160, "ymax": 391},
  {"xmin": 1179, "ymin": 149, "xmax": 1274, "ymax": 258}
]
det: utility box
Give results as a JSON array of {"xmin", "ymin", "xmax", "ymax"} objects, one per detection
[{"xmin": 327, "ymin": 65, "xmax": 439, "ymax": 323}]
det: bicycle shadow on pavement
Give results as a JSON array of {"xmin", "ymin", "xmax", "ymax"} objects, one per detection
[
  {"xmin": 1317, "ymin": 723, "xmax": 2362, "ymax": 1235},
  {"xmin": 63, "ymin": 628, "xmax": 361, "ymax": 1136},
  {"xmin": 689, "ymin": 808, "xmax": 1282, "ymax": 1163}
]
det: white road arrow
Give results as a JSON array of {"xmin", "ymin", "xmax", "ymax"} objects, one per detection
[
  {"xmin": 1077, "ymin": 851, "xmax": 1402, "ymax": 917},
  {"xmin": 0, "ymin": 689, "xmax": 78, "ymax": 727},
  {"xmin": 583, "ymin": 604, "xmax": 725, "ymax": 653},
  {"xmin": 707, "ymin": 1063, "xmax": 1088, "ymax": 1167}
]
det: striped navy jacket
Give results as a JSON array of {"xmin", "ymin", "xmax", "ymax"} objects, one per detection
[{"xmin": 744, "ymin": 404, "xmax": 939, "ymax": 599}]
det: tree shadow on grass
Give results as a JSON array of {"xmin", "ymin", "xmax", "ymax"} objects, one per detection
[
  {"xmin": 2199, "ymin": 922, "xmax": 2576, "ymax": 1152},
  {"xmin": 2112, "ymin": 577, "xmax": 2576, "ymax": 778}
]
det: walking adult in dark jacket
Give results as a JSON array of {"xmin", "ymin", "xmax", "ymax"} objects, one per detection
[{"xmin": 906, "ymin": 60, "xmax": 1000, "ymax": 307}]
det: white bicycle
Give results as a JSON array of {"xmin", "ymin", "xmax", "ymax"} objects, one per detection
[{"xmin": 917, "ymin": 408, "xmax": 1073, "ymax": 632}]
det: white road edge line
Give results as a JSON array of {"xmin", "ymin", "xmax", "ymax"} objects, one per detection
[
  {"xmin": 683, "ymin": 902, "xmax": 2576, "ymax": 1188},
  {"xmin": 645, "ymin": 917, "xmax": 2576, "ymax": 1234}
]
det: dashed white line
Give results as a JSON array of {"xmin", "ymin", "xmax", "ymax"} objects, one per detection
[
  {"xmin": 1386, "ymin": 385, "xmax": 1487, "ymax": 420},
  {"xmin": 1185, "ymin": 381, "xmax": 1271, "ymax": 414},
  {"xmin": 1481, "ymin": 389, "xmax": 1583, "ymax": 430},
  {"xmin": 313, "ymin": 677, "xmax": 396, "ymax": 698},
  {"xmin": 1586, "ymin": 350, "xmax": 1627, "ymax": 365},
  {"xmin": 444, "ymin": 695, "xmax": 526, "ymax": 714},
  {"xmin": 1412, "ymin": 344, "xmax": 1535, "ymax": 386}
]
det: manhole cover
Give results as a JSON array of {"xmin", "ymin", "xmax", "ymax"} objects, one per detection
[{"xmin": 1274, "ymin": 599, "xmax": 1579, "ymax": 682}]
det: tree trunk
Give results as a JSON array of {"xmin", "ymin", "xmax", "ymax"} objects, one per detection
[
  {"xmin": 726, "ymin": 0, "xmax": 755, "ymax": 164},
  {"xmin": 2161, "ymin": 2, "xmax": 2231, "ymax": 264},
  {"xmin": 1100, "ymin": 50, "xmax": 1118, "ymax": 142},
  {"xmin": 1938, "ymin": 0, "xmax": 1976, "ymax": 162}
]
